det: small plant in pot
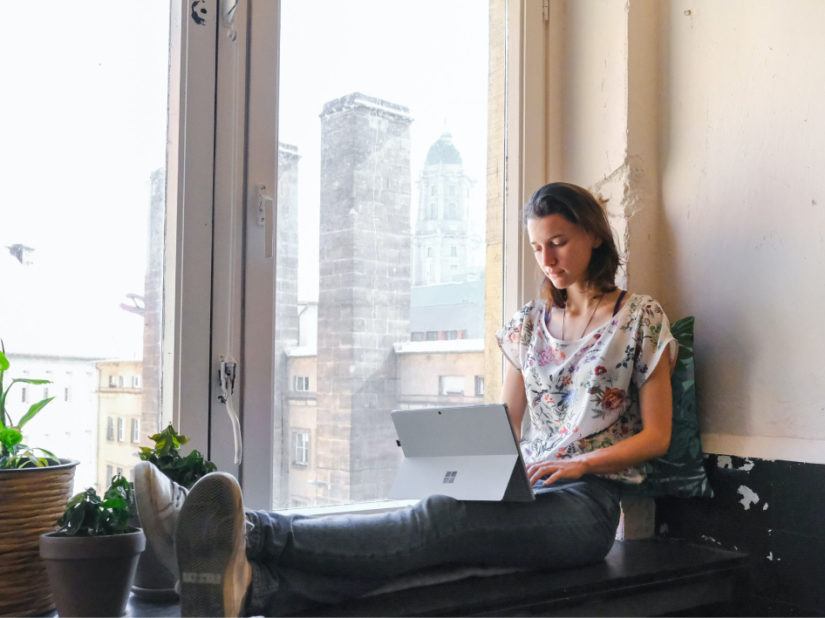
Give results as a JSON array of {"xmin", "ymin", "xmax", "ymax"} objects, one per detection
[
  {"xmin": 131, "ymin": 424, "xmax": 216, "ymax": 601},
  {"xmin": 39, "ymin": 474, "xmax": 146, "ymax": 617},
  {"xmin": 0, "ymin": 341, "xmax": 78, "ymax": 616}
]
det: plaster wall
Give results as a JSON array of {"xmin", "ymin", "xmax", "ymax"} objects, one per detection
[
  {"xmin": 657, "ymin": 1, "xmax": 825, "ymax": 451},
  {"xmin": 544, "ymin": 0, "xmax": 825, "ymax": 461}
]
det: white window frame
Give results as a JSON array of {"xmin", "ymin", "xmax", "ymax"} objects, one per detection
[
  {"xmin": 117, "ymin": 417, "xmax": 125, "ymax": 443},
  {"xmin": 163, "ymin": 0, "xmax": 541, "ymax": 513},
  {"xmin": 131, "ymin": 418, "xmax": 140, "ymax": 444}
]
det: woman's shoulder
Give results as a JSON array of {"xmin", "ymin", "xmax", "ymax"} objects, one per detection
[{"xmin": 625, "ymin": 292, "xmax": 667, "ymax": 314}]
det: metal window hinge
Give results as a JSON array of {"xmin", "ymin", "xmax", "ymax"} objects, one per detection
[{"xmin": 543, "ymin": 0, "xmax": 550, "ymax": 22}]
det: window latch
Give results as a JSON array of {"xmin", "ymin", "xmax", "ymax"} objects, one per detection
[{"xmin": 218, "ymin": 356, "xmax": 243, "ymax": 464}]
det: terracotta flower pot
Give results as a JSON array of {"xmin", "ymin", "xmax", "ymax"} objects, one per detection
[
  {"xmin": 0, "ymin": 459, "xmax": 77, "ymax": 616},
  {"xmin": 39, "ymin": 529, "xmax": 145, "ymax": 617}
]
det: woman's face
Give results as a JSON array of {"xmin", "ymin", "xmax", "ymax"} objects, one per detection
[{"xmin": 527, "ymin": 214, "xmax": 599, "ymax": 290}]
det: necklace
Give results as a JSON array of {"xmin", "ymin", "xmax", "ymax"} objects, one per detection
[{"xmin": 562, "ymin": 294, "xmax": 604, "ymax": 340}]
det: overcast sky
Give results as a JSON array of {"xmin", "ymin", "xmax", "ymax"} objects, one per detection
[{"xmin": 0, "ymin": 1, "xmax": 488, "ymax": 358}]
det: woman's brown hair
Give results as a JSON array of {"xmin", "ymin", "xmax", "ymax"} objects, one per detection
[{"xmin": 523, "ymin": 182, "xmax": 620, "ymax": 307}]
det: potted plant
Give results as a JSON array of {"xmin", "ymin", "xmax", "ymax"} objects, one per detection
[
  {"xmin": 131, "ymin": 424, "xmax": 216, "ymax": 601},
  {"xmin": 0, "ymin": 341, "xmax": 78, "ymax": 616},
  {"xmin": 39, "ymin": 474, "xmax": 145, "ymax": 617}
]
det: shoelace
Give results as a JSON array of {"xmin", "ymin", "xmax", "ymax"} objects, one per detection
[{"xmin": 171, "ymin": 479, "xmax": 189, "ymax": 509}]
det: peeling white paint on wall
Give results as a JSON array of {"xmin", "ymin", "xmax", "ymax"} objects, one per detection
[{"xmin": 737, "ymin": 485, "xmax": 760, "ymax": 510}]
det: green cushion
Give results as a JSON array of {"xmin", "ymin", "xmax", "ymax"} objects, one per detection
[{"xmin": 631, "ymin": 316, "xmax": 713, "ymax": 498}]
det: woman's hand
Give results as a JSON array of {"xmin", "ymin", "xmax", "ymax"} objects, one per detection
[{"xmin": 527, "ymin": 457, "xmax": 591, "ymax": 486}]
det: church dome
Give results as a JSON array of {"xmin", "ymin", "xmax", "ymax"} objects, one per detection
[{"xmin": 425, "ymin": 132, "xmax": 463, "ymax": 166}]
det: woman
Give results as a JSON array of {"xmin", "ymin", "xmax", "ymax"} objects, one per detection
[{"xmin": 135, "ymin": 181, "xmax": 677, "ymax": 616}]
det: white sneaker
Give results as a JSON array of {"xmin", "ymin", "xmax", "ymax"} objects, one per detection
[
  {"xmin": 176, "ymin": 472, "xmax": 252, "ymax": 617},
  {"xmin": 134, "ymin": 461, "xmax": 189, "ymax": 577}
]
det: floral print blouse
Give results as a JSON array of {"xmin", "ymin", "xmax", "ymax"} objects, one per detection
[{"xmin": 496, "ymin": 293, "xmax": 677, "ymax": 484}]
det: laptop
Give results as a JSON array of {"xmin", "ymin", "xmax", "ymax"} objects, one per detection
[{"xmin": 388, "ymin": 404, "xmax": 535, "ymax": 502}]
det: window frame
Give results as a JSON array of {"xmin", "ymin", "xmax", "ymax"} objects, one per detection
[{"xmin": 168, "ymin": 0, "xmax": 543, "ymax": 512}]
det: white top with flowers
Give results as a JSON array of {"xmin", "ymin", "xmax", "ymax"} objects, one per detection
[{"xmin": 496, "ymin": 293, "xmax": 677, "ymax": 484}]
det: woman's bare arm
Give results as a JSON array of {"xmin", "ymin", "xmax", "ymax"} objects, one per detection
[{"xmin": 502, "ymin": 363, "xmax": 528, "ymax": 441}]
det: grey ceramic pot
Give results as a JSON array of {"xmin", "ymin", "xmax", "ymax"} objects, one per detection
[{"xmin": 39, "ymin": 529, "xmax": 145, "ymax": 617}]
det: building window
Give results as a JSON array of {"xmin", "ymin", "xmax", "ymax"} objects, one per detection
[
  {"xmin": 439, "ymin": 376, "xmax": 464, "ymax": 396},
  {"xmin": 425, "ymin": 331, "xmax": 438, "ymax": 341},
  {"xmin": 108, "ymin": 375, "xmax": 117, "ymax": 388},
  {"xmin": 106, "ymin": 417, "xmax": 115, "ymax": 441},
  {"xmin": 429, "ymin": 203, "xmax": 437, "ymax": 218},
  {"xmin": 117, "ymin": 417, "xmax": 125, "ymax": 442},
  {"xmin": 446, "ymin": 203, "xmax": 458, "ymax": 219},
  {"xmin": 64, "ymin": 387, "xmax": 71, "ymax": 402},
  {"xmin": 131, "ymin": 376, "xmax": 141, "ymax": 388},
  {"xmin": 117, "ymin": 375, "xmax": 124, "ymax": 388},
  {"xmin": 411, "ymin": 332, "xmax": 425, "ymax": 342},
  {"xmin": 43, "ymin": 387, "xmax": 49, "ymax": 399},
  {"xmin": 426, "ymin": 247, "xmax": 433, "ymax": 257},
  {"xmin": 475, "ymin": 376, "xmax": 485, "ymax": 396},
  {"xmin": 131, "ymin": 418, "xmax": 140, "ymax": 443},
  {"xmin": 20, "ymin": 387, "xmax": 26, "ymax": 403},
  {"xmin": 293, "ymin": 376, "xmax": 310, "ymax": 392},
  {"xmin": 451, "ymin": 245, "xmax": 457, "ymax": 257},
  {"xmin": 430, "ymin": 185, "xmax": 436, "ymax": 196},
  {"xmin": 292, "ymin": 430, "xmax": 310, "ymax": 466},
  {"xmin": 106, "ymin": 464, "xmax": 113, "ymax": 483},
  {"xmin": 116, "ymin": 467, "xmax": 123, "ymax": 477},
  {"xmin": 447, "ymin": 330, "xmax": 458, "ymax": 340}
]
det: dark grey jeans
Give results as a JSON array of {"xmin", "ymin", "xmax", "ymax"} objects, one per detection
[{"xmin": 244, "ymin": 476, "xmax": 621, "ymax": 616}]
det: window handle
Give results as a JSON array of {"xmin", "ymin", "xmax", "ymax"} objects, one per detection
[
  {"xmin": 251, "ymin": 184, "xmax": 274, "ymax": 259},
  {"xmin": 218, "ymin": 356, "xmax": 242, "ymax": 464}
]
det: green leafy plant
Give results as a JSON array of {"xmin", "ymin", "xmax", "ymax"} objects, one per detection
[
  {"xmin": 138, "ymin": 424, "xmax": 216, "ymax": 489},
  {"xmin": 0, "ymin": 341, "xmax": 59, "ymax": 469},
  {"xmin": 54, "ymin": 474, "xmax": 137, "ymax": 537}
]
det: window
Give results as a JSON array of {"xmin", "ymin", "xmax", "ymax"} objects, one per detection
[
  {"xmin": 131, "ymin": 418, "xmax": 140, "ymax": 443},
  {"xmin": 292, "ymin": 376, "xmax": 310, "ymax": 392},
  {"xmin": 439, "ymin": 376, "xmax": 465, "ymax": 396},
  {"xmin": 270, "ymin": 0, "xmax": 494, "ymax": 510},
  {"xmin": 292, "ymin": 430, "xmax": 310, "ymax": 466},
  {"xmin": 131, "ymin": 376, "xmax": 141, "ymax": 388},
  {"xmin": 106, "ymin": 465, "xmax": 113, "ymax": 483},
  {"xmin": 43, "ymin": 387, "xmax": 49, "ymax": 399},
  {"xmin": 451, "ymin": 246, "xmax": 457, "ymax": 257},
  {"xmin": 20, "ymin": 387, "xmax": 26, "ymax": 403},
  {"xmin": 117, "ymin": 417, "xmax": 125, "ymax": 442},
  {"xmin": 106, "ymin": 417, "xmax": 115, "ymax": 442},
  {"xmin": 116, "ymin": 467, "xmax": 123, "ymax": 477},
  {"xmin": 475, "ymin": 375, "xmax": 485, "ymax": 396},
  {"xmin": 109, "ymin": 375, "xmax": 117, "ymax": 388},
  {"xmin": 117, "ymin": 376, "xmax": 124, "ymax": 388},
  {"xmin": 64, "ymin": 387, "xmax": 71, "ymax": 402},
  {"xmin": 447, "ymin": 330, "xmax": 458, "ymax": 340}
]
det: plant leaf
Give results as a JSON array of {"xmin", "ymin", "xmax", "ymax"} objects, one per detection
[
  {"xmin": 0, "ymin": 352, "xmax": 9, "ymax": 371},
  {"xmin": 17, "ymin": 397, "xmax": 55, "ymax": 429},
  {"xmin": 11, "ymin": 378, "xmax": 51, "ymax": 385}
]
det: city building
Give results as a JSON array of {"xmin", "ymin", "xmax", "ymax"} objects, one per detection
[{"xmin": 96, "ymin": 359, "xmax": 143, "ymax": 491}]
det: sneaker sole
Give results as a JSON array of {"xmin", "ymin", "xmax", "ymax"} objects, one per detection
[{"xmin": 176, "ymin": 473, "xmax": 246, "ymax": 617}]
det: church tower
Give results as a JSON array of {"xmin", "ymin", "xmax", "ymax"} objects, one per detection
[{"xmin": 413, "ymin": 132, "xmax": 473, "ymax": 286}]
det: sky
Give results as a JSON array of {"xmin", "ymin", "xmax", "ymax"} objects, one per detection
[
  {"xmin": 0, "ymin": 0, "xmax": 489, "ymax": 357},
  {"xmin": 278, "ymin": 0, "xmax": 490, "ymax": 300}
]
